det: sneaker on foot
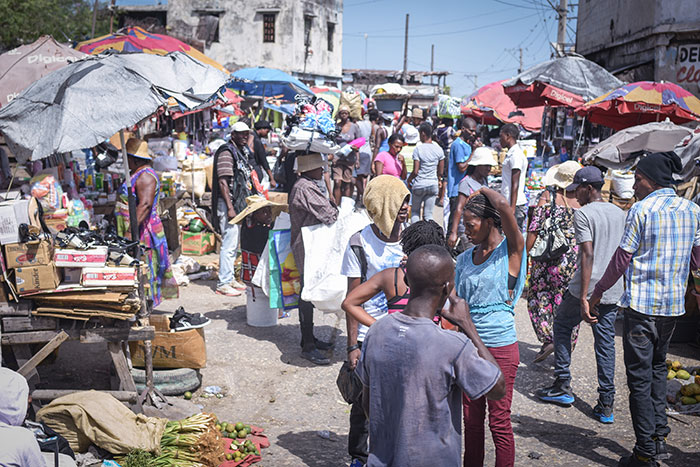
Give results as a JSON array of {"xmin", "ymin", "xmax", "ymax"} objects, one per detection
[
  {"xmin": 536, "ymin": 379, "xmax": 574, "ymax": 406},
  {"xmin": 301, "ymin": 348, "xmax": 331, "ymax": 365},
  {"xmin": 230, "ymin": 278, "xmax": 247, "ymax": 291},
  {"xmin": 618, "ymin": 453, "xmax": 659, "ymax": 466},
  {"xmin": 533, "ymin": 342, "xmax": 555, "ymax": 363},
  {"xmin": 300, "ymin": 337, "xmax": 333, "ymax": 351},
  {"xmin": 593, "ymin": 401, "xmax": 614, "ymax": 424},
  {"xmin": 653, "ymin": 437, "xmax": 670, "ymax": 461},
  {"xmin": 169, "ymin": 307, "xmax": 211, "ymax": 331},
  {"xmin": 349, "ymin": 459, "xmax": 365, "ymax": 467},
  {"xmin": 216, "ymin": 284, "xmax": 242, "ymax": 297}
]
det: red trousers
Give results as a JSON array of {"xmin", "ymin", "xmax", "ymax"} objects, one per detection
[{"xmin": 463, "ymin": 342, "xmax": 519, "ymax": 467}]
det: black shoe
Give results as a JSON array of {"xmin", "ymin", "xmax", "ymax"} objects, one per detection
[
  {"xmin": 536, "ymin": 379, "xmax": 574, "ymax": 406},
  {"xmin": 653, "ymin": 437, "xmax": 670, "ymax": 461},
  {"xmin": 618, "ymin": 453, "xmax": 659, "ymax": 467},
  {"xmin": 301, "ymin": 348, "xmax": 330, "ymax": 365},
  {"xmin": 169, "ymin": 307, "xmax": 211, "ymax": 331},
  {"xmin": 300, "ymin": 337, "xmax": 333, "ymax": 351}
]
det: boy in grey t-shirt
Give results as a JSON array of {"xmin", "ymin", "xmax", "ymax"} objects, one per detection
[
  {"xmin": 356, "ymin": 245, "xmax": 504, "ymax": 467},
  {"xmin": 536, "ymin": 167, "xmax": 625, "ymax": 424}
]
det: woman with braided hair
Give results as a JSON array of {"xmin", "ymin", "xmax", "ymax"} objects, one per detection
[
  {"xmin": 455, "ymin": 187, "xmax": 526, "ymax": 467},
  {"xmin": 341, "ymin": 220, "xmax": 448, "ymax": 325}
]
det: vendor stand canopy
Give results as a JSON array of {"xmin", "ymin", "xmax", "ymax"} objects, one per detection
[
  {"xmin": 229, "ymin": 66, "xmax": 314, "ymax": 102},
  {"xmin": 76, "ymin": 26, "xmax": 227, "ymax": 73},
  {"xmin": 502, "ymin": 55, "xmax": 624, "ymax": 108},
  {"xmin": 576, "ymin": 81, "xmax": 700, "ymax": 130},
  {"xmin": 0, "ymin": 51, "xmax": 229, "ymax": 162},
  {"xmin": 0, "ymin": 35, "xmax": 86, "ymax": 108},
  {"xmin": 461, "ymin": 79, "xmax": 544, "ymax": 131}
]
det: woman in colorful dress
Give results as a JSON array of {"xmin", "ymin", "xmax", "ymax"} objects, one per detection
[
  {"xmin": 526, "ymin": 161, "xmax": 581, "ymax": 362},
  {"xmin": 117, "ymin": 138, "xmax": 178, "ymax": 307}
]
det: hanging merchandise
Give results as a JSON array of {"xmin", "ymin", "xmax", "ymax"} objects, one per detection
[{"xmin": 438, "ymin": 94, "xmax": 462, "ymax": 119}]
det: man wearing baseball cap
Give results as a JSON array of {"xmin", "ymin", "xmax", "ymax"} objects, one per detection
[
  {"xmin": 588, "ymin": 152, "xmax": 700, "ymax": 466},
  {"xmin": 537, "ymin": 166, "xmax": 626, "ymax": 428},
  {"xmin": 212, "ymin": 121, "xmax": 260, "ymax": 297}
]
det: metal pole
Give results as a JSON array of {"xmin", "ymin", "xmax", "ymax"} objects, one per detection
[
  {"xmin": 556, "ymin": 0, "xmax": 568, "ymax": 56},
  {"xmin": 430, "ymin": 44, "xmax": 434, "ymax": 85},
  {"xmin": 402, "ymin": 14, "xmax": 409, "ymax": 86},
  {"xmin": 518, "ymin": 47, "xmax": 523, "ymax": 73},
  {"xmin": 118, "ymin": 129, "xmax": 139, "ymax": 243},
  {"xmin": 90, "ymin": 0, "xmax": 99, "ymax": 38}
]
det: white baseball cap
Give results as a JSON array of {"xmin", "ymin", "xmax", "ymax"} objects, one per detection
[
  {"xmin": 231, "ymin": 121, "xmax": 250, "ymax": 132},
  {"xmin": 468, "ymin": 147, "xmax": 497, "ymax": 166}
]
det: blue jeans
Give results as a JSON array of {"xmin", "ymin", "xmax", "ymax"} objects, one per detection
[
  {"xmin": 553, "ymin": 292, "xmax": 617, "ymax": 406},
  {"xmin": 410, "ymin": 184, "xmax": 438, "ymax": 223},
  {"xmin": 217, "ymin": 199, "xmax": 240, "ymax": 288},
  {"xmin": 623, "ymin": 308, "xmax": 676, "ymax": 459}
]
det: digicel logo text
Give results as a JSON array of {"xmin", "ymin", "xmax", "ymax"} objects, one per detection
[{"xmin": 27, "ymin": 54, "xmax": 70, "ymax": 65}]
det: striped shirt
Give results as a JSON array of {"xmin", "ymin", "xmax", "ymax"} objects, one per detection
[{"xmin": 618, "ymin": 188, "xmax": 700, "ymax": 317}]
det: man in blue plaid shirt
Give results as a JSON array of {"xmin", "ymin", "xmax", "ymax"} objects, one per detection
[{"xmin": 590, "ymin": 152, "xmax": 700, "ymax": 467}]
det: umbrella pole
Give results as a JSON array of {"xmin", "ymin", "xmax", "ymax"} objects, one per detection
[{"xmin": 118, "ymin": 130, "xmax": 139, "ymax": 243}]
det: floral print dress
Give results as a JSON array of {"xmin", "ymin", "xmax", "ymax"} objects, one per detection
[{"xmin": 527, "ymin": 198, "xmax": 580, "ymax": 345}]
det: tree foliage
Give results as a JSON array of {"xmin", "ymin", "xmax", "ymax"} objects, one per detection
[{"xmin": 0, "ymin": 0, "xmax": 115, "ymax": 51}]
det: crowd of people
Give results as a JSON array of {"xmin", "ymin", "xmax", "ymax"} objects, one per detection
[{"xmin": 206, "ymin": 102, "xmax": 699, "ymax": 467}]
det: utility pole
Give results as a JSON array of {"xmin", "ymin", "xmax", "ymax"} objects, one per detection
[
  {"xmin": 556, "ymin": 0, "xmax": 568, "ymax": 56},
  {"xmin": 518, "ymin": 47, "xmax": 523, "ymax": 73},
  {"xmin": 430, "ymin": 44, "xmax": 434, "ymax": 85},
  {"xmin": 402, "ymin": 14, "xmax": 409, "ymax": 86},
  {"xmin": 90, "ymin": 0, "xmax": 99, "ymax": 38},
  {"xmin": 364, "ymin": 34, "xmax": 368, "ymax": 68}
]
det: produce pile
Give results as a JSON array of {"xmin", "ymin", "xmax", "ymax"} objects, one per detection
[
  {"xmin": 666, "ymin": 360, "xmax": 700, "ymax": 414},
  {"xmin": 119, "ymin": 413, "xmax": 268, "ymax": 467}
]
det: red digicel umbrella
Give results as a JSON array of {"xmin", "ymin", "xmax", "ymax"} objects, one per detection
[{"xmin": 462, "ymin": 80, "xmax": 544, "ymax": 131}]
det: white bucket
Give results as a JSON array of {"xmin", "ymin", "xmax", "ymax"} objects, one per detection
[
  {"xmin": 246, "ymin": 286, "xmax": 278, "ymax": 327},
  {"xmin": 612, "ymin": 170, "xmax": 635, "ymax": 199}
]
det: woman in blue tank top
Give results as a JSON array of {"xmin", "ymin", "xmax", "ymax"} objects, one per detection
[{"xmin": 455, "ymin": 187, "xmax": 526, "ymax": 467}]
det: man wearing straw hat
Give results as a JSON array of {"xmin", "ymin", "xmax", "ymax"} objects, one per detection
[{"xmin": 289, "ymin": 153, "xmax": 338, "ymax": 365}]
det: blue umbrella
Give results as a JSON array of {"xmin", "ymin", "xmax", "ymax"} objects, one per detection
[{"xmin": 229, "ymin": 66, "xmax": 313, "ymax": 102}]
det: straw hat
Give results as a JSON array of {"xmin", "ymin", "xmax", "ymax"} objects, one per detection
[
  {"xmin": 543, "ymin": 160, "xmax": 583, "ymax": 190},
  {"xmin": 230, "ymin": 195, "xmax": 288, "ymax": 225},
  {"xmin": 296, "ymin": 153, "xmax": 327, "ymax": 173},
  {"xmin": 468, "ymin": 147, "xmax": 498, "ymax": 166},
  {"xmin": 412, "ymin": 107, "xmax": 424, "ymax": 119},
  {"xmin": 125, "ymin": 137, "xmax": 152, "ymax": 160}
]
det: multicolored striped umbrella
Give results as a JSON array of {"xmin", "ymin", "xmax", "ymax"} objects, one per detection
[
  {"xmin": 76, "ymin": 26, "xmax": 227, "ymax": 72},
  {"xmin": 577, "ymin": 81, "xmax": 700, "ymax": 130}
]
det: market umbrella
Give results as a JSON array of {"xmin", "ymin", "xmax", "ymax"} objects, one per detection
[
  {"xmin": 76, "ymin": 26, "xmax": 228, "ymax": 73},
  {"xmin": 462, "ymin": 80, "xmax": 544, "ymax": 131},
  {"xmin": 582, "ymin": 120, "xmax": 692, "ymax": 170},
  {"xmin": 229, "ymin": 66, "xmax": 313, "ymax": 102},
  {"xmin": 0, "ymin": 35, "xmax": 86, "ymax": 108},
  {"xmin": 502, "ymin": 56, "xmax": 624, "ymax": 108},
  {"xmin": 576, "ymin": 81, "xmax": 700, "ymax": 130}
]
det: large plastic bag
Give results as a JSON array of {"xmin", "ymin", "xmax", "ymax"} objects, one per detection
[
  {"xmin": 438, "ymin": 94, "xmax": 462, "ymax": 118},
  {"xmin": 301, "ymin": 198, "xmax": 370, "ymax": 313}
]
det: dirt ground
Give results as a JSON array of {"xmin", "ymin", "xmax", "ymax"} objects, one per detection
[{"xmin": 40, "ymin": 270, "xmax": 700, "ymax": 466}]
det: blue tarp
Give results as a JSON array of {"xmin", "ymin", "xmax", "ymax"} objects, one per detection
[{"xmin": 229, "ymin": 67, "xmax": 313, "ymax": 102}]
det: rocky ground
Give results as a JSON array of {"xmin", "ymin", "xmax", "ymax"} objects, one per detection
[{"xmin": 41, "ymin": 270, "xmax": 700, "ymax": 466}]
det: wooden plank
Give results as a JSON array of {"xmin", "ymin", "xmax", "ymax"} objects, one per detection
[
  {"xmin": 108, "ymin": 342, "xmax": 137, "ymax": 392},
  {"xmin": 17, "ymin": 331, "xmax": 68, "ymax": 378},
  {"xmin": 80, "ymin": 326, "xmax": 154, "ymax": 344},
  {"xmin": 32, "ymin": 389, "xmax": 139, "ymax": 403},
  {"xmin": 0, "ymin": 301, "xmax": 32, "ymax": 317},
  {"xmin": 12, "ymin": 344, "xmax": 39, "ymax": 387},
  {"xmin": 2, "ymin": 330, "xmax": 60, "ymax": 345},
  {"xmin": 2, "ymin": 316, "xmax": 57, "ymax": 332}
]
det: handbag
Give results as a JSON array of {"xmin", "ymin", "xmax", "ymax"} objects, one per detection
[
  {"xmin": 336, "ymin": 361, "xmax": 363, "ymax": 404},
  {"xmin": 529, "ymin": 187, "xmax": 570, "ymax": 262}
]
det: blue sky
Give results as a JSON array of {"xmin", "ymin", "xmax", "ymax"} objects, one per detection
[{"xmin": 117, "ymin": 0, "xmax": 576, "ymax": 97}]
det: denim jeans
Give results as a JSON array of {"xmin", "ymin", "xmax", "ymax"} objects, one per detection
[
  {"xmin": 553, "ymin": 292, "xmax": 617, "ymax": 406},
  {"xmin": 623, "ymin": 308, "xmax": 676, "ymax": 458},
  {"xmin": 410, "ymin": 184, "xmax": 438, "ymax": 223},
  {"xmin": 515, "ymin": 204, "xmax": 527, "ymax": 231},
  {"xmin": 349, "ymin": 341, "xmax": 369, "ymax": 463},
  {"xmin": 217, "ymin": 199, "xmax": 240, "ymax": 288}
]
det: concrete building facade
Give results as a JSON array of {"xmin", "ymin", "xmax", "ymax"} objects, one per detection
[
  {"xmin": 576, "ymin": 0, "xmax": 700, "ymax": 96},
  {"xmin": 120, "ymin": 0, "xmax": 343, "ymax": 86}
]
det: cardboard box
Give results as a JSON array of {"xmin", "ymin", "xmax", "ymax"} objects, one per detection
[
  {"xmin": 0, "ymin": 200, "xmax": 31, "ymax": 245},
  {"xmin": 15, "ymin": 264, "xmax": 60, "ymax": 294},
  {"xmin": 129, "ymin": 314, "xmax": 207, "ymax": 369},
  {"xmin": 54, "ymin": 246, "xmax": 108, "ymax": 267},
  {"xmin": 181, "ymin": 231, "xmax": 216, "ymax": 256},
  {"xmin": 4, "ymin": 241, "xmax": 53, "ymax": 269},
  {"xmin": 62, "ymin": 267, "xmax": 82, "ymax": 284},
  {"xmin": 81, "ymin": 267, "xmax": 137, "ymax": 287}
]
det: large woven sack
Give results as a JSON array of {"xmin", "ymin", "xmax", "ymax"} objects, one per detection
[{"xmin": 340, "ymin": 92, "xmax": 363, "ymax": 120}]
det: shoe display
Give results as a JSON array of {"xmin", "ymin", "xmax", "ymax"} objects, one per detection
[
  {"xmin": 216, "ymin": 284, "xmax": 242, "ymax": 297},
  {"xmin": 618, "ymin": 453, "xmax": 659, "ymax": 466},
  {"xmin": 533, "ymin": 342, "xmax": 555, "ymax": 363},
  {"xmin": 536, "ymin": 379, "xmax": 575, "ymax": 406},
  {"xmin": 300, "ymin": 348, "xmax": 331, "ymax": 365},
  {"xmin": 592, "ymin": 401, "xmax": 614, "ymax": 424},
  {"xmin": 653, "ymin": 437, "xmax": 670, "ymax": 461},
  {"xmin": 169, "ymin": 306, "xmax": 211, "ymax": 331}
]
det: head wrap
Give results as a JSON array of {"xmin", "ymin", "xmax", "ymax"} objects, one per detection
[
  {"xmin": 636, "ymin": 151, "xmax": 682, "ymax": 188},
  {"xmin": 364, "ymin": 175, "xmax": 410, "ymax": 237},
  {"xmin": 464, "ymin": 193, "xmax": 501, "ymax": 228}
]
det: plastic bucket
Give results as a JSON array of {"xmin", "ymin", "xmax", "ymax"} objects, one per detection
[
  {"xmin": 246, "ymin": 286, "xmax": 278, "ymax": 327},
  {"xmin": 612, "ymin": 170, "xmax": 635, "ymax": 199}
]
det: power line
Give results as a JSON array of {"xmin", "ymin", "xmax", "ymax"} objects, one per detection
[{"xmin": 491, "ymin": 0, "xmax": 541, "ymax": 10}]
